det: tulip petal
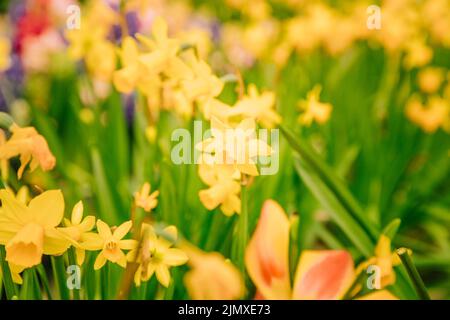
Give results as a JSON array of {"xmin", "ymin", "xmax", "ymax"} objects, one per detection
[
  {"xmin": 245, "ymin": 200, "xmax": 291, "ymax": 299},
  {"xmin": 292, "ymin": 250, "xmax": 355, "ymax": 300}
]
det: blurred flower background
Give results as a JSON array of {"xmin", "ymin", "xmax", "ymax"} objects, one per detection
[{"xmin": 0, "ymin": 0, "xmax": 449, "ymax": 300}]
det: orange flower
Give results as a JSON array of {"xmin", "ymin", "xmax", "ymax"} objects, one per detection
[{"xmin": 0, "ymin": 125, "xmax": 56, "ymax": 178}]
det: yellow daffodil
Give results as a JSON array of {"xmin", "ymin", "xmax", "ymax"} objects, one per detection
[
  {"xmin": 356, "ymin": 235, "xmax": 401, "ymax": 289},
  {"xmin": 134, "ymin": 182, "xmax": 160, "ymax": 212},
  {"xmin": 0, "ymin": 189, "xmax": 72, "ymax": 269},
  {"xmin": 85, "ymin": 40, "xmax": 117, "ymax": 82},
  {"xmin": 418, "ymin": 67, "xmax": 444, "ymax": 94},
  {"xmin": 225, "ymin": 84, "xmax": 281, "ymax": 129},
  {"xmin": 60, "ymin": 201, "xmax": 96, "ymax": 265},
  {"xmin": 127, "ymin": 224, "xmax": 188, "ymax": 287},
  {"xmin": 113, "ymin": 35, "xmax": 165, "ymax": 96},
  {"xmin": 198, "ymin": 163, "xmax": 241, "ymax": 216},
  {"xmin": 2, "ymin": 187, "xmax": 31, "ymax": 284},
  {"xmin": 182, "ymin": 243, "xmax": 244, "ymax": 300},
  {"xmin": 196, "ymin": 117, "xmax": 272, "ymax": 176},
  {"xmin": 82, "ymin": 220, "xmax": 137, "ymax": 270},
  {"xmin": 404, "ymin": 39, "xmax": 433, "ymax": 69},
  {"xmin": 246, "ymin": 200, "xmax": 396, "ymax": 300},
  {"xmin": 0, "ymin": 124, "xmax": 56, "ymax": 178},
  {"xmin": 180, "ymin": 51, "xmax": 224, "ymax": 110},
  {"xmin": 65, "ymin": 1, "xmax": 117, "ymax": 61},
  {"xmin": 298, "ymin": 85, "xmax": 333, "ymax": 126},
  {"xmin": 178, "ymin": 28, "xmax": 212, "ymax": 59},
  {"xmin": 0, "ymin": 36, "xmax": 11, "ymax": 72},
  {"xmin": 138, "ymin": 17, "xmax": 190, "ymax": 79},
  {"xmin": 113, "ymin": 36, "xmax": 142, "ymax": 93},
  {"xmin": 406, "ymin": 95, "xmax": 449, "ymax": 133}
]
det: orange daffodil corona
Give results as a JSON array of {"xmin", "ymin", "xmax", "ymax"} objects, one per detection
[{"xmin": 245, "ymin": 200, "xmax": 398, "ymax": 300}]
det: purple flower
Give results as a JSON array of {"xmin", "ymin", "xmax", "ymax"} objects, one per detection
[
  {"xmin": 123, "ymin": 93, "xmax": 136, "ymax": 126},
  {"xmin": 126, "ymin": 11, "xmax": 140, "ymax": 37},
  {"xmin": 5, "ymin": 55, "xmax": 24, "ymax": 94},
  {"xmin": 8, "ymin": 0, "xmax": 26, "ymax": 24}
]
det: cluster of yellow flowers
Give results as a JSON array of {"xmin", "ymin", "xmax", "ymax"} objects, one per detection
[
  {"xmin": 221, "ymin": 0, "xmax": 450, "ymax": 69},
  {"xmin": 74, "ymin": 14, "xmax": 282, "ymax": 216},
  {"xmin": 66, "ymin": 0, "xmax": 118, "ymax": 94},
  {"xmin": 0, "ymin": 118, "xmax": 244, "ymax": 297},
  {"xmin": 113, "ymin": 17, "xmax": 221, "ymax": 119},
  {"xmin": 406, "ymin": 68, "xmax": 450, "ymax": 133},
  {"xmin": 0, "ymin": 183, "xmax": 189, "ymax": 288}
]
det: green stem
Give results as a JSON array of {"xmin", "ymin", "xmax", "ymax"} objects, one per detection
[
  {"xmin": 234, "ymin": 178, "xmax": 248, "ymax": 278},
  {"xmin": 36, "ymin": 265, "xmax": 53, "ymax": 300},
  {"xmin": 68, "ymin": 248, "xmax": 81, "ymax": 300},
  {"xmin": 397, "ymin": 248, "xmax": 431, "ymax": 300},
  {"xmin": 342, "ymin": 271, "xmax": 366, "ymax": 300},
  {"xmin": 51, "ymin": 256, "xmax": 69, "ymax": 300},
  {"xmin": 0, "ymin": 246, "xmax": 18, "ymax": 299},
  {"xmin": 101, "ymin": 263, "xmax": 110, "ymax": 300}
]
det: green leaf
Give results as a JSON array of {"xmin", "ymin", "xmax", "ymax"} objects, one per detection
[
  {"xmin": 281, "ymin": 125, "xmax": 378, "ymax": 241},
  {"xmin": 294, "ymin": 156, "xmax": 374, "ymax": 257},
  {"xmin": 382, "ymin": 218, "xmax": 401, "ymax": 240}
]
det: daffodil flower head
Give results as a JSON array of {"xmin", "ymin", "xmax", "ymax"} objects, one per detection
[
  {"xmin": 127, "ymin": 224, "xmax": 188, "ymax": 287},
  {"xmin": 60, "ymin": 201, "xmax": 96, "ymax": 265},
  {"xmin": 298, "ymin": 85, "xmax": 333, "ymax": 126},
  {"xmin": 0, "ymin": 125, "xmax": 56, "ymax": 178},
  {"xmin": 134, "ymin": 182, "xmax": 160, "ymax": 212},
  {"xmin": 113, "ymin": 36, "xmax": 142, "ymax": 93},
  {"xmin": 183, "ymin": 243, "xmax": 244, "ymax": 300},
  {"xmin": 406, "ymin": 95, "xmax": 449, "ymax": 133},
  {"xmin": 225, "ymin": 84, "xmax": 281, "ymax": 129},
  {"xmin": 418, "ymin": 67, "xmax": 444, "ymax": 94},
  {"xmin": 180, "ymin": 50, "xmax": 224, "ymax": 104},
  {"xmin": 198, "ymin": 163, "xmax": 241, "ymax": 216},
  {"xmin": 82, "ymin": 220, "xmax": 137, "ymax": 270},
  {"xmin": 196, "ymin": 117, "xmax": 273, "ymax": 176},
  {"xmin": 356, "ymin": 234, "xmax": 401, "ymax": 290},
  {"xmin": 137, "ymin": 17, "xmax": 190, "ymax": 79},
  {"xmin": 0, "ymin": 189, "xmax": 72, "ymax": 269}
]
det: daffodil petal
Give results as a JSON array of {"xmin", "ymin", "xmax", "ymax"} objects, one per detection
[
  {"xmin": 96, "ymin": 220, "xmax": 112, "ymax": 239},
  {"xmin": 94, "ymin": 253, "xmax": 107, "ymax": 270},
  {"xmin": 28, "ymin": 190, "xmax": 64, "ymax": 228},
  {"xmin": 156, "ymin": 265, "xmax": 171, "ymax": 287},
  {"xmin": 113, "ymin": 220, "xmax": 132, "ymax": 240}
]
